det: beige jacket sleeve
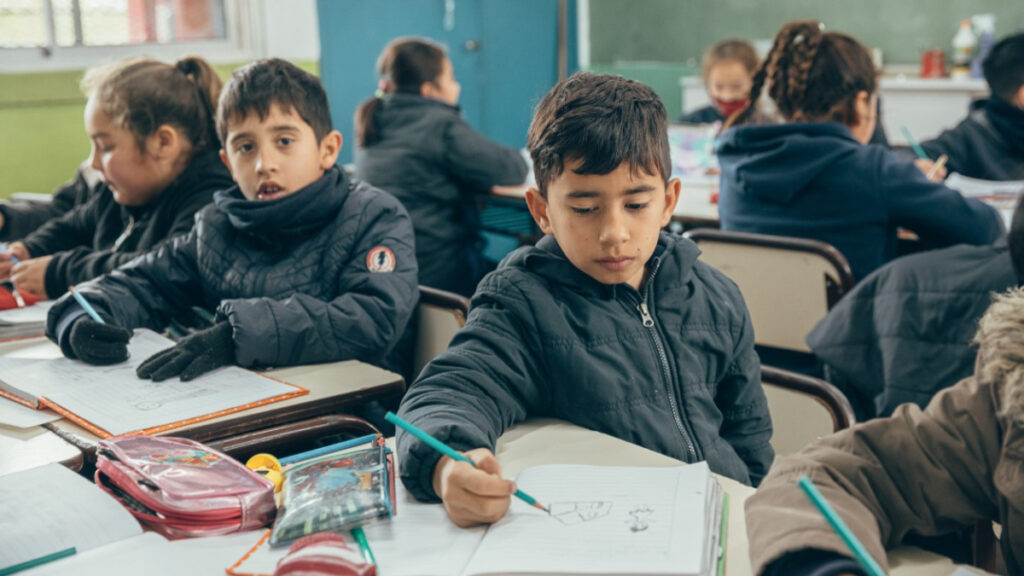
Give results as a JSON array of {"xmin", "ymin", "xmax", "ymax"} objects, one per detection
[{"xmin": 745, "ymin": 376, "xmax": 1003, "ymax": 574}]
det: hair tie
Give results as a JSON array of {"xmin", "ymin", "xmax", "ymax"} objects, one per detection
[{"xmin": 375, "ymin": 79, "xmax": 388, "ymax": 99}]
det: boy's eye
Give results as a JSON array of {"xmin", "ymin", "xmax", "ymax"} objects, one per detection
[
  {"xmin": 571, "ymin": 206, "xmax": 597, "ymax": 215},
  {"xmin": 626, "ymin": 203, "xmax": 649, "ymax": 211},
  {"xmin": 236, "ymin": 143, "xmax": 253, "ymax": 153},
  {"xmin": 278, "ymin": 137, "xmax": 294, "ymax": 146}
]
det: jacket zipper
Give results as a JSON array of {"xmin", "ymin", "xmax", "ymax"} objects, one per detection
[{"xmin": 631, "ymin": 258, "xmax": 700, "ymax": 462}]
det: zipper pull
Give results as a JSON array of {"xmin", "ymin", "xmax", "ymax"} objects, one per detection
[{"xmin": 637, "ymin": 301, "xmax": 654, "ymax": 327}]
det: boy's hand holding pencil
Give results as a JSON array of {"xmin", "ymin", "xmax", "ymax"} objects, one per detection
[{"xmin": 433, "ymin": 448, "xmax": 518, "ymax": 527}]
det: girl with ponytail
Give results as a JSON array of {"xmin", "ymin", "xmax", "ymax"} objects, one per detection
[
  {"xmin": 717, "ymin": 20, "xmax": 1003, "ymax": 282},
  {"xmin": 354, "ymin": 37, "xmax": 528, "ymax": 297},
  {"xmin": 0, "ymin": 56, "xmax": 233, "ymax": 300}
]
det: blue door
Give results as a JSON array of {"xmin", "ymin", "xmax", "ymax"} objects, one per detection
[{"xmin": 317, "ymin": 0, "xmax": 577, "ymax": 164}]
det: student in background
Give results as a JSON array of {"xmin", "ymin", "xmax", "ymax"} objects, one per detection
[
  {"xmin": 0, "ymin": 163, "xmax": 101, "ymax": 242},
  {"xmin": 717, "ymin": 20, "xmax": 1002, "ymax": 282},
  {"xmin": 397, "ymin": 73, "xmax": 773, "ymax": 527},
  {"xmin": 906, "ymin": 32, "xmax": 1024, "ymax": 181},
  {"xmin": 0, "ymin": 56, "xmax": 232, "ymax": 299},
  {"xmin": 355, "ymin": 37, "xmax": 528, "ymax": 297},
  {"xmin": 46, "ymin": 59, "xmax": 418, "ymax": 381},
  {"xmin": 677, "ymin": 39, "xmax": 759, "ymax": 125},
  {"xmin": 808, "ymin": 197, "xmax": 1024, "ymax": 420},
  {"xmin": 746, "ymin": 287, "xmax": 1024, "ymax": 575}
]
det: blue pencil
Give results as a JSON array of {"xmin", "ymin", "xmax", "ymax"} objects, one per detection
[
  {"xmin": 385, "ymin": 411, "xmax": 550, "ymax": 514},
  {"xmin": 798, "ymin": 476, "xmax": 886, "ymax": 576},
  {"xmin": 0, "ymin": 244, "xmax": 20, "ymax": 266},
  {"xmin": 69, "ymin": 286, "xmax": 104, "ymax": 324},
  {"xmin": 279, "ymin": 433, "xmax": 379, "ymax": 465},
  {"xmin": 900, "ymin": 126, "xmax": 930, "ymax": 160}
]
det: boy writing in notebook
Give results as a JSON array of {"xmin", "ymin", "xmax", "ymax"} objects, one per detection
[
  {"xmin": 45, "ymin": 58, "xmax": 418, "ymax": 380},
  {"xmin": 397, "ymin": 72, "xmax": 773, "ymax": 527}
]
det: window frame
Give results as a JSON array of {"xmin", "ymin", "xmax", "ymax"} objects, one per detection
[{"xmin": 0, "ymin": 0, "xmax": 266, "ymax": 72}]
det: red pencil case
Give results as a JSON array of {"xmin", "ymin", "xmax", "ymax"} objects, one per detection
[{"xmin": 95, "ymin": 436, "xmax": 276, "ymax": 539}]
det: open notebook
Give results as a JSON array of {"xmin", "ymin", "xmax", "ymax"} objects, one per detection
[
  {"xmin": 0, "ymin": 301, "xmax": 53, "ymax": 341},
  {"xmin": 0, "ymin": 328, "xmax": 307, "ymax": 437},
  {"xmin": 229, "ymin": 462, "xmax": 725, "ymax": 576}
]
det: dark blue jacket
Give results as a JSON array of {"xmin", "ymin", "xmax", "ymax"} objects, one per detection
[
  {"xmin": 396, "ymin": 232, "xmax": 774, "ymax": 502},
  {"xmin": 717, "ymin": 122, "xmax": 1003, "ymax": 281},
  {"xmin": 917, "ymin": 98, "xmax": 1024, "ymax": 181},
  {"xmin": 355, "ymin": 94, "xmax": 527, "ymax": 296},
  {"xmin": 46, "ymin": 168, "xmax": 418, "ymax": 375}
]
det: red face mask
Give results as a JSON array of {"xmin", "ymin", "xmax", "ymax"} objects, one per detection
[{"xmin": 714, "ymin": 98, "xmax": 749, "ymax": 118}]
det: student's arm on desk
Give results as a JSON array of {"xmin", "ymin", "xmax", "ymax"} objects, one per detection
[
  {"xmin": 745, "ymin": 376, "xmax": 1001, "ymax": 576},
  {"xmin": 880, "ymin": 150, "xmax": 1003, "ymax": 248},
  {"xmin": 219, "ymin": 194, "xmax": 418, "ymax": 368},
  {"xmin": 396, "ymin": 272, "xmax": 546, "ymax": 515},
  {"xmin": 0, "ymin": 167, "xmax": 91, "ymax": 242},
  {"xmin": 443, "ymin": 116, "xmax": 528, "ymax": 190},
  {"xmin": 46, "ymin": 231, "xmax": 204, "ymax": 341}
]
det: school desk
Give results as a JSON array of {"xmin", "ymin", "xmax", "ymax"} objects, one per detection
[
  {"xmin": 0, "ymin": 424, "xmax": 82, "ymax": 477},
  {"xmin": 0, "ymin": 335, "xmax": 404, "ymax": 458},
  {"xmin": 14, "ymin": 418, "xmax": 994, "ymax": 576}
]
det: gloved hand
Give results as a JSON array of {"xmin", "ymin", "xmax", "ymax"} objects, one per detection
[
  {"xmin": 137, "ymin": 320, "xmax": 235, "ymax": 382},
  {"xmin": 66, "ymin": 316, "xmax": 132, "ymax": 365}
]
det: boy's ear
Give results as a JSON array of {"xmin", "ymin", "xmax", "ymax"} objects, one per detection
[
  {"xmin": 319, "ymin": 130, "xmax": 343, "ymax": 170},
  {"xmin": 218, "ymin": 149, "xmax": 234, "ymax": 177},
  {"xmin": 660, "ymin": 178, "xmax": 681, "ymax": 227},
  {"xmin": 1014, "ymin": 85, "xmax": 1024, "ymax": 108},
  {"xmin": 525, "ymin": 187, "xmax": 554, "ymax": 236}
]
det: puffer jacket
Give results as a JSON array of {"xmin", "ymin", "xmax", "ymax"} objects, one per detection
[
  {"xmin": 397, "ymin": 231, "xmax": 774, "ymax": 503},
  {"xmin": 355, "ymin": 94, "xmax": 527, "ymax": 296},
  {"xmin": 21, "ymin": 149, "xmax": 231, "ymax": 299},
  {"xmin": 46, "ymin": 167, "xmax": 418, "ymax": 375},
  {"xmin": 747, "ymin": 287, "xmax": 1024, "ymax": 576}
]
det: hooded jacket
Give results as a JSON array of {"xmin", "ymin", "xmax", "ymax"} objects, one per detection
[
  {"xmin": 21, "ymin": 149, "xmax": 231, "ymax": 298},
  {"xmin": 747, "ymin": 287, "xmax": 1024, "ymax": 576},
  {"xmin": 717, "ymin": 122, "xmax": 1003, "ymax": 281},
  {"xmin": 355, "ymin": 94, "xmax": 528, "ymax": 296},
  {"xmin": 911, "ymin": 98, "xmax": 1024, "ymax": 181},
  {"xmin": 46, "ymin": 167, "xmax": 418, "ymax": 375},
  {"xmin": 808, "ymin": 238, "xmax": 1020, "ymax": 419},
  {"xmin": 396, "ymin": 231, "xmax": 774, "ymax": 502}
]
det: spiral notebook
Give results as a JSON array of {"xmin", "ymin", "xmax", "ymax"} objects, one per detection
[{"xmin": 0, "ymin": 328, "xmax": 307, "ymax": 437}]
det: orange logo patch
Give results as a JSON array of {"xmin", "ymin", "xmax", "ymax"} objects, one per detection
[{"xmin": 366, "ymin": 246, "xmax": 396, "ymax": 273}]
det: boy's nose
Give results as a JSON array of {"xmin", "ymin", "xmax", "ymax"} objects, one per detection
[
  {"xmin": 89, "ymin": 148, "xmax": 102, "ymax": 171},
  {"xmin": 255, "ymin": 150, "xmax": 277, "ymax": 175},
  {"xmin": 599, "ymin": 209, "xmax": 630, "ymax": 245}
]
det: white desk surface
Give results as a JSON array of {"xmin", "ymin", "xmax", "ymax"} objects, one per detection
[
  {"xmin": 11, "ymin": 418, "xmax": 992, "ymax": 576},
  {"xmin": 0, "ymin": 424, "xmax": 81, "ymax": 477}
]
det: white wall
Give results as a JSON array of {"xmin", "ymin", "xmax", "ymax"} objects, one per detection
[{"xmin": 260, "ymin": 0, "xmax": 320, "ymax": 62}]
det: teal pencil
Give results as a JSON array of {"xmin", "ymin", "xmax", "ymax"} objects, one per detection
[
  {"xmin": 0, "ymin": 547, "xmax": 76, "ymax": 576},
  {"xmin": 69, "ymin": 286, "xmax": 104, "ymax": 324},
  {"xmin": 351, "ymin": 526, "xmax": 376, "ymax": 565},
  {"xmin": 384, "ymin": 411, "xmax": 550, "ymax": 514},
  {"xmin": 798, "ymin": 476, "xmax": 885, "ymax": 576},
  {"xmin": 900, "ymin": 126, "xmax": 930, "ymax": 160}
]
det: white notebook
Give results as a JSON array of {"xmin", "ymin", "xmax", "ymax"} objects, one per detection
[
  {"xmin": 0, "ymin": 328, "xmax": 307, "ymax": 437},
  {"xmin": 0, "ymin": 301, "xmax": 53, "ymax": 341}
]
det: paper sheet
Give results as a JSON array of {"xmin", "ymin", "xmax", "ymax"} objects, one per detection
[
  {"xmin": 462, "ymin": 463, "xmax": 717, "ymax": 576},
  {"xmin": 0, "ymin": 397, "xmax": 60, "ymax": 428},
  {"xmin": 0, "ymin": 329, "xmax": 302, "ymax": 435},
  {"xmin": 0, "ymin": 301, "xmax": 54, "ymax": 326},
  {"xmin": 0, "ymin": 464, "xmax": 142, "ymax": 571}
]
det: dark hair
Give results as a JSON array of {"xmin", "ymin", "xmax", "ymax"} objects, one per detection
[
  {"xmin": 355, "ymin": 37, "xmax": 447, "ymax": 148},
  {"xmin": 727, "ymin": 20, "xmax": 877, "ymax": 129},
  {"xmin": 983, "ymin": 32, "xmax": 1024, "ymax": 104},
  {"xmin": 527, "ymin": 72, "xmax": 671, "ymax": 196},
  {"xmin": 81, "ymin": 55, "xmax": 221, "ymax": 155},
  {"xmin": 703, "ymin": 39, "xmax": 759, "ymax": 80},
  {"xmin": 216, "ymin": 58, "xmax": 333, "ymax": 146}
]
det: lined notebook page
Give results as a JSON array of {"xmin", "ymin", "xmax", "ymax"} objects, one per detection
[
  {"xmin": 462, "ymin": 463, "xmax": 717, "ymax": 576},
  {"xmin": 0, "ymin": 464, "xmax": 141, "ymax": 571}
]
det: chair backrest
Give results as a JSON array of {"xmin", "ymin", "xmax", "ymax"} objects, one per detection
[
  {"xmin": 684, "ymin": 229, "xmax": 854, "ymax": 353},
  {"xmin": 414, "ymin": 286, "xmax": 471, "ymax": 378},
  {"xmin": 761, "ymin": 365, "xmax": 856, "ymax": 455}
]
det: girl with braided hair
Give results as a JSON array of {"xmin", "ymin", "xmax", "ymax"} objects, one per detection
[{"xmin": 716, "ymin": 20, "xmax": 1002, "ymax": 282}]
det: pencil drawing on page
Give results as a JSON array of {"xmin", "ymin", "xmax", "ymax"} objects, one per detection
[{"xmin": 547, "ymin": 501, "xmax": 612, "ymax": 525}]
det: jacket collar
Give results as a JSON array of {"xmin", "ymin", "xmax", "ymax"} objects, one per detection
[
  {"xmin": 213, "ymin": 166, "xmax": 350, "ymax": 244},
  {"xmin": 383, "ymin": 93, "xmax": 461, "ymax": 114},
  {"xmin": 512, "ymin": 231, "xmax": 701, "ymax": 299}
]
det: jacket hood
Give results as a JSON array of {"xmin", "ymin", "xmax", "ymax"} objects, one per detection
[
  {"xmin": 213, "ymin": 166, "xmax": 350, "ymax": 244},
  {"xmin": 973, "ymin": 287, "xmax": 1024, "ymax": 418},
  {"xmin": 500, "ymin": 231, "xmax": 701, "ymax": 298},
  {"xmin": 717, "ymin": 122, "xmax": 861, "ymax": 204}
]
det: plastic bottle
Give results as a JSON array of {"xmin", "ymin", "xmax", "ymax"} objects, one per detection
[
  {"xmin": 970, "ymin": 14, "xmax": 996, "ymax": 79},
  {"xmin": 951, "ymin": 19, "xmax": 976, "ymax": 80}
]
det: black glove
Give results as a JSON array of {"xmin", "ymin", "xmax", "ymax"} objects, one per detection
[
  {"xmin": 137, "ymin": 320, "xmax": 235, "ymax": 382},
  {"xmin": 67, "ymin": 316, "xmax": 132, "ymax": 365}
]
